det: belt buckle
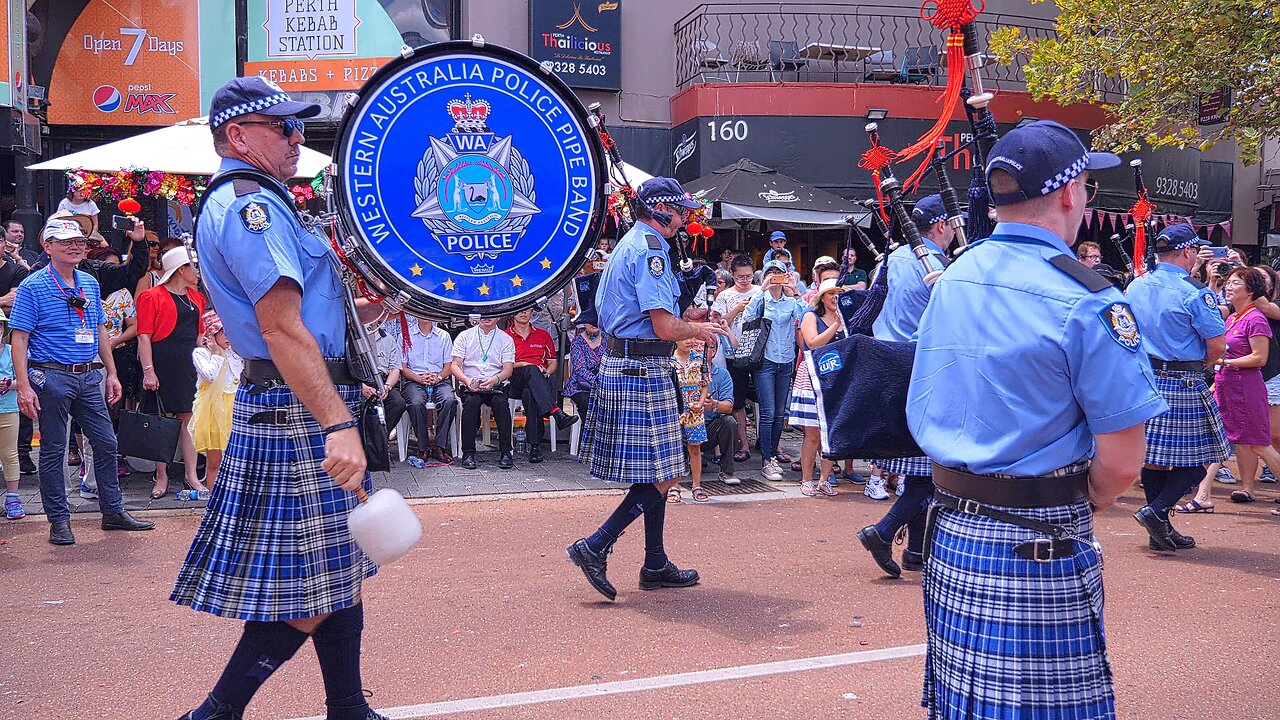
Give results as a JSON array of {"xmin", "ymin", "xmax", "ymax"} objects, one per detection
[
  {"xmin": 957, "ymin": 498, "xmax": 982, "ymax": 515},
  {"xmin": 72, "ymin": 363, "xmax": 89, "ymax": 373},
  {"xmin": 267, "ymin": 409, "xmax": 289, "ymax": 425},
  {"xmin": 1031, "ymin": 538, "xmax": 1055, "ymax": 562}
]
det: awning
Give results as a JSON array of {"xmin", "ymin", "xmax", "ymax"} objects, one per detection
[
  {"xmin": 28, "ymin": 117, "xmax": 330, "ymax": 178},
  {"xmin": 685, "ymin": 158, "xmax": 870, "ymax": 227}
]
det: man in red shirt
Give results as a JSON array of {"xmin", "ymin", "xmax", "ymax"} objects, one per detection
[{"xmin": 506, "ymin": 308, "xmax": 578, "ymax": 462}]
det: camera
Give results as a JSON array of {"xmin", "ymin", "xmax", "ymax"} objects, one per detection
[{"xmin": 1214, "ymin": 261, "xmax": 1240, "ymax": 276}]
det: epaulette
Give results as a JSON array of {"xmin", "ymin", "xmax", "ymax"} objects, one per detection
[
  {"xmin": 232, "ymin": 178, "xmax": 261, "ymax": 197},
  {"xmin": 1048, "ymin": 255, "xmax": 1111, "ymax": 293},
  {"xmin": 645, "ymin": 233, "xmax": 664, "ymax": 250},
  {"xmin": 1183, "ymin": 275, "xmax": 1206, "ymax": 289}
]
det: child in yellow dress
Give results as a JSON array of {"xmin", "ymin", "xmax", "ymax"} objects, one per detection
[
  {"xmin": 674, "ymin": 336, "xmax": 711, "ymax": 502},
  {"xmin": 189, "ymin": 311, "xmax": 241, "ymax": 487}
]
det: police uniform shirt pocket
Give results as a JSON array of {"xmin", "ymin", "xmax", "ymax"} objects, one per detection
[{"xmin": 298, "ymin": 229, "xmax": 343, "ymax": 301}]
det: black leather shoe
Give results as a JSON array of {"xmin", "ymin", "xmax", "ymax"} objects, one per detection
[
  {"xmin": 529, "ymin": 448, "xmax": 545, "ymax": 464},
  {"xmin": 460, "ymin": 453, "xmax": 477, "ymax": 469},
  {"xmin": 566, "ymin": 537, "xmax": 617, "ymax": 600},
  {"xmin": 101, "ymin": 511, "xmax": 155, "ymax": 531},
  {"xmin": 553, "ymin": 410, "xmax": 580, "ymax": 429},
  {"xmin": 176, "ymin": 696, "xmax": 243, "ymax": 719},
  {"xmin": 19, "ymin": 453, "xmax": 35, "ymax": 475},
  {"xmin": 856, "ymin": 525, "xmax": 901, "ymax": 578},
  {"xmin": 1166, "ymin": 522, "xmax": 1196, "ymax": 549},
  {"xmin": 639, "ymin": 561, "xmax": 700, "ymax": 590},
  {"xmin": 49, "ymin": 521, "xmax": 75, "ymax": 546},
  {"xmin": 1134, "ymin": 506, "xmax": 1176, "ymax": 552},
  {"xmin": 498, "ymin": 452, "xmax": 514, "ymax": 469},
  {"xmin": 901, "ymin": 550, "xmax": 924, "ymax": 572}
]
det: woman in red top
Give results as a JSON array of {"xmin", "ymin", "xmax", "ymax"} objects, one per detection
[
  {"xmin": 506, "ymin": 308, "xmax": 578, "ymax": 463},
  {"xmin": 137, "ymin": 247, "xmax": 207, "ymax": 499}
]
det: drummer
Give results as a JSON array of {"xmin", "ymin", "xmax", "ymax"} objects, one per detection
[
  {"xmin": 171, "ymin": 77, "xmax": 390, "ymax": 720},
  {"xmin": 566, "ymin": 177, "xmax": 727, "ymax": 601}
]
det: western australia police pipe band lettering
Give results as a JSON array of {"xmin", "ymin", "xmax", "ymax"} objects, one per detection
[
  {"xmin": 412, "ymin": 94, "xmax": 541, "ymax": 260},
  {"xmin": 340, "ymin": 50, "xmax": 600, "ymax": 306}
]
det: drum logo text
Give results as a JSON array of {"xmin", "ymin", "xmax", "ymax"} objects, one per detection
[{"xmin": 413, "ymin": 94, "xmax": 541, "ymax": 260}]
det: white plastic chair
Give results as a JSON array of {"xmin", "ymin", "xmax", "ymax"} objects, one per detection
[
  {"xmin": 395, "ymin": 414, "xmax": 410, "ymax": 462},
  {"xmin": 508, "ymin": 398, "xmax": 557, "ymax": 453}
]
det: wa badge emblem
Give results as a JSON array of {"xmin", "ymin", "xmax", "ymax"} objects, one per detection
[
  {"xmin": 1099, "ymin": 302, "xmax": 1141, "ymax": 352},
  {"xmin": 335, "ymin": 41, "xmax": 606, "ymax": 317}
]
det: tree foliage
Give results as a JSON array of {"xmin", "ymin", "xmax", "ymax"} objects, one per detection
[{"xmin": 989, "ymin": 0, "xmax": 1279, "ymax": 164}]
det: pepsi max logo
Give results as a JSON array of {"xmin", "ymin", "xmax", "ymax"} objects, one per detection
[
  {"xmin": 816, "ymin": 350, "xmax": 843, "ymax": 375},
  {"xmin": 92, "ymin": 85, "xmax": 122, "ymax": 112},
  {"xmin": 123, "ymin": 93, "xmax": 178, "ymax": 114}
]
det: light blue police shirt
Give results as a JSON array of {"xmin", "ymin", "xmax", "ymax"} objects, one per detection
[
  {"xmin": 1125, "ymin": 262, "xmax": 1225, "ymax": 361},
  {"xmin": 743, "ymin": 290, "xmax": 806, "ymax": 364},
  {"xmin": 10, "ymin": 268, "xmax": 106, "ymax": 364},
  {"xmin": 872, "ymin": 237, "xmax": 947, "ymax": 342},
  {"xmin": 705, "ymin": 365, "xmax": 734, "ymax": 422},
  {"xmin": 196, "ymin": 158, "xmax": 346, "ymax": 360},
  {"xmin": 598, "ymin": 222, "xmax": 679, "ymax": 340},
  {"xmin": 907, "ymin": 222, "xmax": 1168, "ymax": 476}
]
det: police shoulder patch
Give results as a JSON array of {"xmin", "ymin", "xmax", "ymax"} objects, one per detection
[
  {"xmin": 1202, "ymin": 292, "xmax": 1218, "ymax": 310},
  {"xmin": 240, "ymin": 201, "xmax": 271, "ymax": 233},
  {"xmin": 648, "ymin": 255, "xmax": 665, "ymax": 278},
  {"xmin": 1098, "ymin": 301, "xmax": 1141, "ymax": 352}
]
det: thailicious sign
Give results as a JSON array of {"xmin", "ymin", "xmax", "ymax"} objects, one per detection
[{"xmin": 529, "ymin": 0, "xmax": 622, "ymax": 92}]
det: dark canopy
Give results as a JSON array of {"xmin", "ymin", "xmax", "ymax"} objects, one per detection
[{"xmin": 684, "ymin": 158, "xmax": 870, "ymax": 227}]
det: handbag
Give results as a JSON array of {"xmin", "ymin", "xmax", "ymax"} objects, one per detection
[
  {"xmin": 118, "ymin": 391, "xmax": 182, "ymax": 463},
  {"xmin": 731, "ymin": 314, "xmax": 772, "ymax": 371}
]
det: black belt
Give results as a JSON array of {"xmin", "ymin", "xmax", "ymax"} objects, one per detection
[
  {"xmin": 605, "ymin": 335, "xmax": 675, "ymax": 358},
  {"xmin": 242, "ymin": 358, "xmax": 358, "ymax": 388},
  {"xmin": 931, "ymin": 463, "xmax": 1088, "ymax": 508},
  {"xmin": 1149, "ymin": 357, "xmax": 1203, "ymax": 373},
  {"xmin": 930, "ymin": 492, "xmax": 1083, "ymax": 561},
  {"xmin": 31, "ymin": 361, "xmax": 103, "ymax": 374}
]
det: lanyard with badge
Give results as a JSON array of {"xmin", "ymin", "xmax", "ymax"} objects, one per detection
[{"xmin": 48, "ymin": 266, "xmax": 94, "ymax": 345}]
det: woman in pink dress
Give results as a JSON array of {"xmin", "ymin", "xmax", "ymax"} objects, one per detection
[{"xmin": 1214, "ymin": 267, "xmax": 1280, "ymax": 504}]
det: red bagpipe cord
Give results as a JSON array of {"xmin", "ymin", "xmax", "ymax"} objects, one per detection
[
  {"xmin": 1131, "ymin": 194, "xmax": 1155, "ymax": 277},
  {"xmin": 327, "ymin": 218, "xmax": 411, "ymax": 351},
  {"xmin": 858, "ymin": 139, "xmax": 895, "ymax": 225}
]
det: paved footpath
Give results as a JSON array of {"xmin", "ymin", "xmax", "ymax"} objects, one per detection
[{"xmin": 2, "ymin": 473, "xmax": 1278, "ymax": 720}]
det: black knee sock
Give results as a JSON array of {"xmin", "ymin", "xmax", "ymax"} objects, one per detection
[
  {"xmin": 312, "ymin": 603, "xmax": 369, "ymax": 720},
  {"xmin": 586, "ymin": 483, "xmax": 661, "ymax": 554},
  {"xmin": 1140, "ymin": 467, "xmax": 1168, "ymax": 507},
  {"xmin": 874, "ymin": 475, "xmax": 933, "ymax": 540},
  {"xmin": 642, "ymin": 487, "xmax": 669, "ymax": 570},
  {"xmin": 200, "ymin": 621, "xmax": 310, "ymax": 716},
  {"xmin": 1152, "ymin": 466, "xmax": 1204, "ymax": 520}
]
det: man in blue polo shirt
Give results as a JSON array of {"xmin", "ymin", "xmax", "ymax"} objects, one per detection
[{"xmin": 10, "ymin": 217, "xmax": 154, "ymax": 546}]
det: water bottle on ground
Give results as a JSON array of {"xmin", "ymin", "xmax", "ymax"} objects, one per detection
[
  {"xmin": 176, "ymin": 489, "xmax": 210, "ymax": 501},
  {"xmin": 516, "ymin": 427, "xmax": 527, "ymax": 454},
  {"xmin": 407, "ymin": 455, "xmax": 426, "ymax": 469}
]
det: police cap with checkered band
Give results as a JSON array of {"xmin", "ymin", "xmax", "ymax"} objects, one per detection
[
  {"xmin": 208, "ymin": 76, "xmax": 322, "ymax": 130},
  {"xmin": 985, "ymin": 120, "xmax": 1120, "ymax": 206}
]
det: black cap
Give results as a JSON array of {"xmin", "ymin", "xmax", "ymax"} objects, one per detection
[{"xmin": 209, "ymin": 76, "xmax": 322, "ymax": 129}]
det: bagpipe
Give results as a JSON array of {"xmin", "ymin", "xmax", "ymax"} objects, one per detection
[{"xmin": 816, "ymin": 4, "xmax": 1004, "ymax": 460}]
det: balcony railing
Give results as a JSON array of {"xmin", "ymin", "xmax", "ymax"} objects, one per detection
[{"xmin": 674, "ymin": 3, "xmax": 1100, "ymax": 96}]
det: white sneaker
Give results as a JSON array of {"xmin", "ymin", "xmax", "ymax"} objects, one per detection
[
  {"xmin": 864, "ymin": 474, "xmax": 890, "ymax": 501},
  {"xmin": 761, "ymin": 459, "xmax": 783, "ymax": 481},
  {"xmin": 720, "ymin": 472, "xmax": 742, "ymax": 485}
]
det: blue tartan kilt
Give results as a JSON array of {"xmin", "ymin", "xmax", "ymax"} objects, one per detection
[
  {"xmin": 580, "ymin": 353, "xmax": 688, "ymax": 484},
  {"xmin": 1145, "ymin": 372, "xmax": 1230, "ymax": 467},
  {"xmin": 922, "ymin": 492, "xmax": 1114, "ymax": 720},
  {"xmin": 876, "ymin": 455, "xmax": 933, "ymax": 477},
  {"xmin": 170, "ymin": 383, "xmax": 376, "ymax": 622}
]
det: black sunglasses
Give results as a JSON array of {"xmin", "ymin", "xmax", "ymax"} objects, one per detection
[{"xmin": 236, "ymin": 118, "xmax": 305, "ymax": 137}]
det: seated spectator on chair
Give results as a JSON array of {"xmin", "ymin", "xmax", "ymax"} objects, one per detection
[
  {"xmin": 563, "ymin": 317, "xmax": 604, "ymax": 416},
  {"xmin": 702, "ymin": 339, "xmax": 739, "ymax": 484},
  {"xmin": 451, "ymin": 317, "xmax": 515, "ymax": 470},
  {"xmin": 363, "ymin": 315, "xmax": 407, "ymax": 461},
  {"xmin": 402, "ymin": 316, "xmax": 458, "ymax": 464},
  {"xmin": 506, "ymin": 308, "xmax": 579, "ymax": 463}
]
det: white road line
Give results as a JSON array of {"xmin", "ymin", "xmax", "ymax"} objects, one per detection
[{"xmin": 284, "ymin": 643, "xmax": 926, "ymax": 720}]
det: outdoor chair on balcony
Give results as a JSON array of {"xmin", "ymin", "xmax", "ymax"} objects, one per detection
[
  {"xmin": 900, "ymin": 46, "xmax": 941, "ymax": 84},
  {"xmin": 768, "ymin": 40, "xmax": 808, "ymax": 81},
  {"xmin": 863, "ymin": 49, "xmax": 897, "ymax": 81},
  {"xmin": 731, "ymin": 41, "xmax": 771, "ymax": 81},
  {"xmin": 693, "ymin": 39, "xmax": 732, "ymax": 83}
]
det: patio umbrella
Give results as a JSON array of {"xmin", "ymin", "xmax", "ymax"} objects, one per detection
[
  {"xmin": 29, "ymin": 117, "xmax": 330, "ymax": 178},
  {"xmin": 684, "ymin": 158, "xmax": 870, "ymax": 227}
]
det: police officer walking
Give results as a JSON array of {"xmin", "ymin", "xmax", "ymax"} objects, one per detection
[
  {"xmin": 10, "ymin": 217, "xmax": 155, "ymax": 545},
  {"xmin": 170, "ymin": 77, "xmax": 388, "ymax": 720},
  {"xmin": 1124, "ymin": 223, "xmax": 1229, "ymax": 551},
  {"xmin": 567, "ymin": 177, "xmax": 726, "ymax": 601},
  {"xmin": 907, "ymin": 121, "xmax": 1168, "ymax": 719},
  {"xmin": 856, "ymin": 194, "xmax": 956, "ymax": 577}
]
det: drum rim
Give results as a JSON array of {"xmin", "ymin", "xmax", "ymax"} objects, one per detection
[{"xmin": 331, "ymin": 39, "xmax": 607, "ymax": 320}]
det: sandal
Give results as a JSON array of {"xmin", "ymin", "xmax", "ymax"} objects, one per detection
[
  {"xmin": 790, "ymin": 460, "xmax": 803, "ymax": 472},
  {"xmin": 666, "ymin": 487, "xmax": 682, "ymax": 504},
  {"xmin": 1176, "ymin": 499, "xmax": 1215, "ymax": 513},
  {"xmin": 733, "ymin": 449, "xmax": 750, "ymax": 463},
  {"xmin": 816, "ymin": 479, "xmax": 839, "ymax": 496},
  {"xmin": 149, "ymin": 485, "xmax": 167, "ymax": 500},
  {"xmin": 691, "ymin": 486, "xmax": 710, "ymax": 503},
  {"xmin": 775, "ymin": 452, "xmax": 793, "ymax": 464},
  {"xmin": 800, "ymin": 480, "xmax": 818, "ymax": 497},
  {"xmin": 1271, "ymin": 507, "xmax": 1280, "ymax": 516},
  {"xmin": 1230, "ymin": 490, "xmax": 1256, "ymax": 503}
]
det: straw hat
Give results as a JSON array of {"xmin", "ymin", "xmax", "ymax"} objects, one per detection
[
  {"xmin": 810, "ymin": 278, "xmax": 843, "ymax": 308},
  {"xmin": 157, "ymin": 247, "xmax": 194, "ymax": 284}
]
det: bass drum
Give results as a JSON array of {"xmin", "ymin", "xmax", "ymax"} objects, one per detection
[{"xmin": 332, "ymin": 40, "xmax": 608, "ymax": 318}]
